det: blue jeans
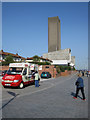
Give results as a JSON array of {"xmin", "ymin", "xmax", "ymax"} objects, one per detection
[{"xmin": 35, "ymin": 80, "xmax": 39, "ymax": 87}]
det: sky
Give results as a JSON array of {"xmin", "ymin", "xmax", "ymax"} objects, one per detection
[{"xmin": 2, "ymin": 2, "xmax": 88, "ymax": 70}]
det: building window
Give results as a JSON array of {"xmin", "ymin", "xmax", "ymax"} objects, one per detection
[
  {"xmin": 46, "ymin": 66, "xmax": 49, "ymax": 68},
  {"xmin": 14, "ymin": 58, "xmax": 16, "ymax": 61}
]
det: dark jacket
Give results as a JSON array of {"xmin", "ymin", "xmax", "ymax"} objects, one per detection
[{"xmin": 76, "ymin": 77, "xmax": 84, "ymax": 88}]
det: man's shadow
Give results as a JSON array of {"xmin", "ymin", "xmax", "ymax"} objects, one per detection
[{"xmin": 71, "ymin": 92, "xmax": 82, "ymax": 99}]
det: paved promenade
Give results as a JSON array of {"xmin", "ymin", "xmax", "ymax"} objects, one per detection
[{"xmin": 0, "ymin": 73, "xmax": 88, "ymax": 118}]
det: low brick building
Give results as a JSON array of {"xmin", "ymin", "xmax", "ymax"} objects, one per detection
[{"xmin": 0, "ymin": 50, "xmax": 26, "ymax": 63}]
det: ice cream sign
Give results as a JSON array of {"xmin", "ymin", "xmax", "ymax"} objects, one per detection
[
  {"xmin": 5, "ymin": 76, "xmax": 15, "ymax": 80},
  {"xmin": 9, "ymin": 63, "xmax": 29, "ymax": 68}
]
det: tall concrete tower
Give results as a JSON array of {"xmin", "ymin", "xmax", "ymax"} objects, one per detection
[{"xmin": 48, "ymin": 16, "xmax": 61, "ymax": 52}]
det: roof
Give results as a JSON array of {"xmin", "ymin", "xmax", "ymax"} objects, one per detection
[
  {"xmin": 27, "ymin": 56, "xmax": 52, "ymax": 62},
  {"xmin": 0, "ymin": 50, "xmax": 26, "ymax": 60}
]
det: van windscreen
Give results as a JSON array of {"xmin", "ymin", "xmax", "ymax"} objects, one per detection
[{"xmin": 7, "ymin": 67, "xmax": 23, "ymax": 75}]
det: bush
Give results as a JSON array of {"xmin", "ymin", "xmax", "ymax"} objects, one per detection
[
  {"xmin": 72, "ymin": 67, "xmax": 75, "ymax": 70},
  {"xmin": 56, "ymin": 65, "xmax": 72, "ymax": 73},
  {"xmin": 67, "ymin": 66, "xmax": 71, "ymax": 71},
  {"xmin": 59, "ymin": 66, "xmax": 65, "ymax": 72},
  {"xmin": 31, "ymin": 61, "xmax": 51, "ymax": 65},
  {"xmin": 39, "ymin": 62, "xmax": 51, "ymax": 65},
  {"xmin": 56, "ymin": 66, "xmax": 61, "ymax": 73}
]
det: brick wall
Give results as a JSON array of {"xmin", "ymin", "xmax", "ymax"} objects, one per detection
[
  {"xmin": 0, "ymin": 65, "xmax": 76, "ymax": 78},
  {"xmin": 0, "ymin": 66, "xmax": 9, "ymax": 71},
  {"xmin": 56, "ymin": 70, "xmax": 76, "ymax": 77},
  {"xmin": 38, "ymin": 65, "xmax": 57, "ymax": 78},
  {"xmin": 0, "ymin": 65, "xmax": 57, "ymax": 78},
  {"xmin": 60, "ymin": 70, "xmax": 70, "ymax": 76}
]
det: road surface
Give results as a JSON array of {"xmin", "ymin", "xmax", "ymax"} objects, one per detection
[{"xmin": 0, "ymin": 72, "xmax": 88, "ymax": 118}]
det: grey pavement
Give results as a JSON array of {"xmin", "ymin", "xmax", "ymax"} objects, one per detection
[{"xmin": 0, "ymin": 72, "xmax": 88, "ymax": 118}]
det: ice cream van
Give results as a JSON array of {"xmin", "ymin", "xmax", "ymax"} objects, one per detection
[{"xmin": 2, "ymin": 63, "xmax": 38, "ymax": 88}]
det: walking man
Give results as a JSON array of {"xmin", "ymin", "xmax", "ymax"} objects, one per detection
[{"xmin": 73, "ymin": 74, "xmax": 86, "ymax": 101}]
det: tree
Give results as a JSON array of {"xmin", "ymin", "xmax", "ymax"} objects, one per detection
[
  {"xmin": 2, "ymin": 55, "xmax": 14, "ymax": 66},
  {"xmin": 38, "ymin": 61, "xmax": 51, "ymax": 65},
  {"xmin": 33, "ymin": 55, "xmax": 40, "ymax": 62}
]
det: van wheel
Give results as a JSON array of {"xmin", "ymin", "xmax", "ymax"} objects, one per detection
[
  {"xmin": 19, "ymin": 82, "xmax": 24, "ymax": 89},
  {"xmin": 3, "ymin": 86, "xmax": 7, "ymax": 88}
]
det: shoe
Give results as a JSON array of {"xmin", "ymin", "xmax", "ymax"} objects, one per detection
[{"xmin": 73, "ymin": 97, "xmax": 77, "ymax": 99}]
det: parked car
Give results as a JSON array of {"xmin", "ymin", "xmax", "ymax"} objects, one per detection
[
  {"xmin": 41, "ymin": 72, "xmax": 51, "ymax": 79},
  {"xmin": 2, "ymin": 70, "xmax": 7, "ymax": 76}
]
